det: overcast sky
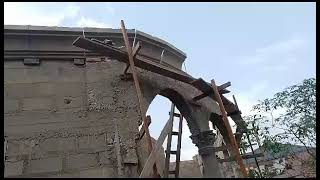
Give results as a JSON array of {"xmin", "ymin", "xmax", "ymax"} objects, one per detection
[{"xmin": 4, "ymin": 2, "xmax": 316, "ymax": 160}]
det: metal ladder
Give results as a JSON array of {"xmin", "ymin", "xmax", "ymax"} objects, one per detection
[{"xmin": 164, "ymin": 103, "xmax": 183, "ymax": 178}]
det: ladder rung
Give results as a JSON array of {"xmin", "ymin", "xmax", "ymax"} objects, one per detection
[
  {"xmin": 169, "ymin": 112, "xmax": 181, "ymax": 117},
  {"xmin": 165, "ymin": 150, "xmax": 177, "ymax": 154},
  {"xmin": 172, "ymin": 131, "xmax": 179, "ymax": 135},
  {"xmin": 170, "ymin": 150, "xmax": 177, "ymax": 154},
  {"xmin": 169, "ymin": 170, "xmax": 176, "ymax": 174}
]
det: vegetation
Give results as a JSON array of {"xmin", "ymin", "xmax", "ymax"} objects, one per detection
[{"xmin": 241, "ymin": 78, "xmax": 316, "ymax": 178}]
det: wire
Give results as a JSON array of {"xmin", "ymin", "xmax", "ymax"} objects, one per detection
[
  {"xmin": 82, "ymin": 28, "xmax": 86, "ymax": 58},
  {"xmin": 183, "ymin": 61, "xmax": 187, "ymax": 73},
  {"xmin": 132, "ymin": 29, "xmax": 137, "ymax": 47},
  {"xmin": 160, "ymin": 49, "xmax": 165, "ymax": 64}
]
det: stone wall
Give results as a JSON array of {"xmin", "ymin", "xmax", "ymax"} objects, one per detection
[
  {"xmin": 4, "ymin": 25, "xmax": 224, "ymax": 178},
  {"xmin": 4, "ymin": 60, "xmax": 138, "ymax": 177}
]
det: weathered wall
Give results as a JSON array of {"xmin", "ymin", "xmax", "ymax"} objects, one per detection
[
  {"xmin": 169, "ymin": 160, "xmax": 202, "ymax": 178},
  {"xmin": 4, "ymin": 60, "xmax": 136, "ymax": 177},
  {"xmin": 4, "ymin": 25, "xmax": 224, "ymax": 178}
]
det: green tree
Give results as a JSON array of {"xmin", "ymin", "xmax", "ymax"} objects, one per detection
[{"xmin": 242, "ymin": 78, "xmax": 316, "ymax": 178}]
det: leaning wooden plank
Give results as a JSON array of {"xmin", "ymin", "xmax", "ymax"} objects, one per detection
[
  {"xmin": 132, "ymin": 41, "xmax": 141, "ymax": 59},
  {"xmin": 139, "ymin": 116, "xmax": 152, "ymax": 139},
  {"xmin": 218, "ymin": 81, "xmax": 231, "ymax": 91},
  {"xmin": 139, "ymin": 118, "xmax": 173, "ymax": 178},
  {"xmin": 211, "ymin": 79, "xmax": 248, "ymax": 177},
  {"xmin": 120, "ymin": 20, "xmax": 159, "ymax": 177}
]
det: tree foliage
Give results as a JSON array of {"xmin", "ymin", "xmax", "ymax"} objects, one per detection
[{"xmin": 242, "ymin": 78, "xmax": 316, "ymax": 178}]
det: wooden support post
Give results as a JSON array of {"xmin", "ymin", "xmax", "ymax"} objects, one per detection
[
  {"xmin": 211, "ymin": 79, "xmax": 248, "ymax": 177},
  {"xmin": 218, "ymin": 81, "xmax": 231, "ymax": 91},
  {"xmin": 132, "ymin": 41, "xmax": 141, "ymax": 59},
  {"xmin": 123, "ymin": 41, "xmax": 141, "ymax": 75},
  {"xmin": 120, "ymin": 20, "xmax": 158, "ymax": 177},
  {"xmin": 138, "ymin": 115, "xmax": 152, "ymax": 139}
]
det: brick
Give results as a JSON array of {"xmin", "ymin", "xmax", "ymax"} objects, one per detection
[
  {"xmin": 47, "ymin": 172, "xmax": 79, "ymax": 178},
  {"xmin": 37, "ymin": 138, "xmax": 60, "ymax": 153},
  {"xmin": 4, "ymin": 111, "xmax": 62, "ymax": 126},
  {"xmin": 4, "ymin": 160, "xmax": 24, "ymax": 177},
  {"xmin": 24, "ymin": 58, "xmax": 40, "ymax": 65},
  {"xmin": 98, "ymin": 151, "xmax": 114, "ymax": 165},
  {"xmin": 56, "ymin": 96, "xmax": 83, "ymax": 109},
  {"xmin": 4, "ymin": 61, "xmax": 29, "ymax": 69},
  {"xmin": 4, "ymin": 68, "xmax": 52, "ymax": 84},
  {"xmin": 66, "ymin": 153, "xmax": 98, "ymax": 170},
  {"xmin": 4, "ymin": 99, "xmax": 19, "ymax": 113},
  {"xmin": 54, "ymin": 82, "xmax": 85, "ymax": 97},
  {"xmin": 78, "ymin": 134, "xmax": 106, "ymax": 153},
  {"xmin": 74, "ymin": 58, "xmax": 85, "ymax": 65},
  {"xmin": 5, "ymin": 83, "xmax": 54, "ymax": 99},
  {"xmin": 54, "ymin": 66, "xmax": 84, "ymax": 83},
  {"xmin": 123, "ymin": 148, "xmax": 138, "ymax": 164},
  {"xmin": 22, "ymin": 97, "xmax": 52, "ymax": 111},
  {"xmin": 79, "ymin": 166, "xmax": 115, "ymax": 178},
  {"xmin": 6, "ymin": 141, "xmax": 22, "ymax": 157},
  {"xmin": 58, "ymin": 137, "xmax": 76, "ymax": 152},
  {"xmin": 28, "ymin": 157, "xmax": 62, "ymax": 174}
]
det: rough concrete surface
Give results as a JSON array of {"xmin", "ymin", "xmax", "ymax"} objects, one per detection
[{"xmin": 4, "ymin": 25, "xmax": 224, "ymax": 178}]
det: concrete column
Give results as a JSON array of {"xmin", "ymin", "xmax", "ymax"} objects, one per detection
[{"xmin": 190, "ymin": 130, "xmax": 222, "ymax": 178}]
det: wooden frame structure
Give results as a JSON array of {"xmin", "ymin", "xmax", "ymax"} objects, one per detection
[{"xmin": 72, "ymin": 20, "xmax": 253, "ymax": 178}]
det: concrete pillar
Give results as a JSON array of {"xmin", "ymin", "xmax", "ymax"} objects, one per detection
[{"xmin": 190, "ymin": 130, "xmax": 222, "ymax": 178}]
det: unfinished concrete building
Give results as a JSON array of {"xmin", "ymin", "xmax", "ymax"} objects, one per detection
[{"xmin": 4, "ymin": 25, "xmax": 246, "ymax": 178}]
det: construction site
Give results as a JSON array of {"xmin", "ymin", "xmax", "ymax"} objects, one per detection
[{"xmin": 3, "ymin": 18, "xmax": 314, "ymax": 178}]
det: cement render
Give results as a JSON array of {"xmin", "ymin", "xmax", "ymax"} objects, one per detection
[{"xmin": 4, "ymin": 26, "xmax": 223, "ymax": 177}]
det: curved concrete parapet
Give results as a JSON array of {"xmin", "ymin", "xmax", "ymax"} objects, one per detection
[{"xmin": 4, "ymin": 25, "xmax": 186, "ymax": 70}]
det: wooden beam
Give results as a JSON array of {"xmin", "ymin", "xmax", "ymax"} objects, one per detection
[
  {"xmin": 132, "ymin": 41, "xmax": 141, "ymax": 59},
  {"xmin": 218, "ymin": 81, "xmax": 231, "ymax": 91},
  {"xmin": 211, "ymin": 79, "xmax": 248, "ymax": 177},
  {"xmin": 139, "ymin": 117, "xmax": 173, "ymax": 177},
  {"xmin": 138, "ymin": 116, "xmax": 152, "ymax": 139}
]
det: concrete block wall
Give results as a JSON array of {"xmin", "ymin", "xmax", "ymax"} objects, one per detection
[{"xmin": 4, "ymin": 59, "xmax": 141, "ymax": 177}]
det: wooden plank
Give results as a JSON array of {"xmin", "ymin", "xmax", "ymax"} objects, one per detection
[
  {"xmin": 211, "ymin": 79, "xmax": 248, "ymax": 177},
  {"xmin": 132, "ymin": 41, "xmax": 141, "ymax": 59},
  {"xmin": 164, "ymin": 104, "xmax": 175, "ymax": 178},
  {"xmin": 120, "ymin": 20, "xmax": 158, "ymax": 177},
  {"xmin": 138, "ymin": 116, "xmax": 152, "ymax": 139},
  {"xmin": 218, "ymin": 81, "xmax": 231, "ymax": 91},
  {"xmin": 139, "ymin": 117, "xmax": 174, "ymax": 177}
]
